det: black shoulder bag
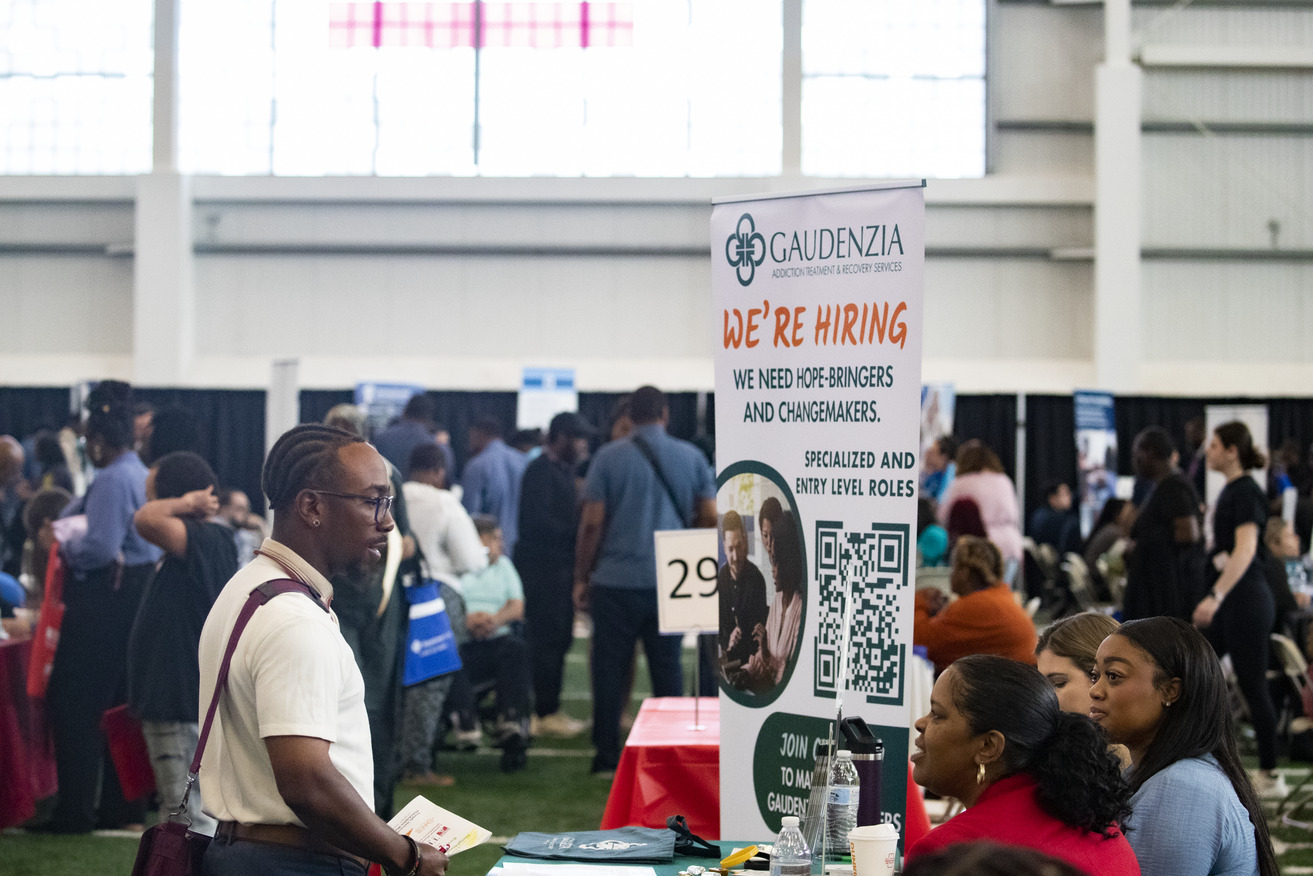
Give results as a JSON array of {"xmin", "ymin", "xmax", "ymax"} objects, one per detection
[{"xmin": 631, "ymin": 434, "xmax": 692, "ymax": 529}]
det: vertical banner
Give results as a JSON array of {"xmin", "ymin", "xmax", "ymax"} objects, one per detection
[
  {"xmin": 919, "ymin": 384, "xmax": 955, "ymax": 454},
  {"xmin": 1073, "ymin": 390, "xmax": 1117, "ymax": 538},
  {"xmin": 355, "ymin": 382, "xmax": 426, "ymax": 436},
  {"xmin": 712, "ymin": 183, "xmax": 925, "ymax": 846}
]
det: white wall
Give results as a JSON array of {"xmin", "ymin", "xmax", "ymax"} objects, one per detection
[{"xmin": 2, "ymin": 1, "xmax": 1311, "ymax": 398}]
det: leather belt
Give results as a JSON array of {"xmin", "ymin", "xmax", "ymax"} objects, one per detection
[{"xmin": 214, "ymin": 820, "xmax": 368, "ymax": 869}]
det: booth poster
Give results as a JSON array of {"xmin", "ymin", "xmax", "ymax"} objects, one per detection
[
  {"xmin": 1073, "ymin": 390, "xmax": 1117, "ymax": 538},
  {"xmin": 711, "ymin": 183, "xmax": 925, "ymax": 844},
  {"xmin": 355, "ymin": 382, "xmax": 425, "ymax": 436},
  {"xmin": 517, "ymin": 367, "xmax": 578, "ymax": 431}
]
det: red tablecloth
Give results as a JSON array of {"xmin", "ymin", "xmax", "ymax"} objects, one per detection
[
  {"xmin": 0, "ymin": 637, "xmax": 58, "ymax": 828},
  {"xmin": 600, "ymin": 698, "xmax": 930, "ymax": 848}
]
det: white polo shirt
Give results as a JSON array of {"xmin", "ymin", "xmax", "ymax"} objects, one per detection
[{"xmin": 197, "ymin": 539, "xmax": 373, "ymax": 825}]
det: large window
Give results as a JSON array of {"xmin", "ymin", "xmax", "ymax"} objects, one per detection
[
  {"xmin": 0, "ymin": 0, "xmax": 986, "ymax": 178},
  {"xmin": 0, "ymin": 0, "xmax": 152, "ymax": 174},
  {"xmin": 179, "ymin": 1, "xmax": 782, "ymax": 177},
  {"xmin": 801, "ymin": 0, "xmax": 986, "ymax": 179}
]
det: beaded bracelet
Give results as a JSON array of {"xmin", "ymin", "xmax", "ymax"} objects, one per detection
[{"xmin": 402, "ymin": 835, "xmax": 421, "ymax": 876}]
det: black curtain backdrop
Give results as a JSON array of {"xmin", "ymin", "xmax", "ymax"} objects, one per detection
[
  {"xmin": 0, "ymin": 387, "xmax": 74, "ymax": 438},
  {"xmin": 1021, "ymin": 395, "xmax": 1078, "ymax": 530},
  {"xmin": 299, "ymin": 389, "xmax": 707, "ymax": 478},
  {"xmin": 134, "ymin": 388, "xmax": 268, "ymax": 515},
  {"xmin": 9, "ymin": 386, "xmax": 1313, "ymax": 530},
  {"xmin": 952, "ymin": 394, "xmax": 1018, "ymax": 479}
]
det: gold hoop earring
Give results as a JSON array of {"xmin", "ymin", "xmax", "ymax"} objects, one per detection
[{"xmin": 976, "ymin": 762, "xmax": 986, "ymax": 785}]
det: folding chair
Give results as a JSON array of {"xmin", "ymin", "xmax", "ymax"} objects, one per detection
[
  {"xmin": 1060, "ymin": 552, "xmax": 1100, "ymax": 613},
  {"xmin": 1271, "ymin": 633, "xmax": 1313, "ymax": 739},
  {"xmin": 1268, "ymin": 635, "xmax": 1313, "ymax": 818}
]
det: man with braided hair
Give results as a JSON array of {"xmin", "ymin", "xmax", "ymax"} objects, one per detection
[{"xmin": 198, "ymin": 424, "xmax": 447, "ymax": 876}]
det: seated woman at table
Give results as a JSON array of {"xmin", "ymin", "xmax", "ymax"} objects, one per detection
[
  {"xmin": 1035, "ymin": 612, "xmax": 1120, "ymax": 716},
  {"xmin": 1035, "ymin": 612, "xmax": 1130, "ymax": 769},
  {"xmin": 1089, "ymin": 616, "xmax": 1278, "ymax": 876},
  {"xmin": 730, "ymin": 511, "xmax": 803, "ymax": 694},
  {"xmin": 907, "ymin": 655, "xmax": 1139, "ymax": 874},
  {"xmin": 914, "ymin": 536, "xmax": 1037, "ymax": 673}
]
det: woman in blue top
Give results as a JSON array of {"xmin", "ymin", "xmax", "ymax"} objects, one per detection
[
  {"xmin": 42, "ymin": 381, "xmax": 162, "ymax": 833},
  {"xmin": 1191, "ymin": 420, "xmax": 1282, "ymax": 794},
  {"xmin": 1090, "ymin": 616, "xmax": 1277, "ymax": 876}
]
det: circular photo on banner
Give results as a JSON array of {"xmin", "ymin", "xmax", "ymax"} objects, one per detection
[{"xmin": 717, "ymin": 460, "xmax": 807, "ymax": 708}]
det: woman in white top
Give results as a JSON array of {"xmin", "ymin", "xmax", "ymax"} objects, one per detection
[
  {"xmin": 397, "ymin": 443, "xmax": 487, "ymax": 784},
  {"xmin": 401, "ymin": 444, "xmax": 486, "ymax": 587}
]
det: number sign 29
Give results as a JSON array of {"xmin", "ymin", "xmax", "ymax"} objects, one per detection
[{"xmin": 654, "ymin": 529, "xmax": 719, "ymax": 635}]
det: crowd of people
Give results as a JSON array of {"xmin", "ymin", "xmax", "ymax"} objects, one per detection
[
  {"xmin": 0, "ymin": 381, "xmax": 715, "ymax": 858},
  {"xmin": 907, "ymin": 418, "xmax": 1313, "ymax": 874},
  {"xmin": 2, "ymin": 383, "xmax": 1309, "ymax": 876}
]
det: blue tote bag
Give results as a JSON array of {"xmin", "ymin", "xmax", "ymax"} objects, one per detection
[{"xmin": 402, "ymin": 578, "xmax": 462, "ymax": 686}]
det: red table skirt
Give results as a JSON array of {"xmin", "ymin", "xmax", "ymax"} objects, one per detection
[
  {"xmin": 0, "ymin": 637, "xmax": 59, "ymax": 829},
  {"xmin": 600, "ymin": 698, "xmax": 930, "ymax": 848}
]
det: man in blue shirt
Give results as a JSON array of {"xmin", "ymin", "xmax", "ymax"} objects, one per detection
[
  {"xmin": 462, "ymin": 416, "xmax": 528, "ymax": 557},
  {"xmin": 574, "ymin": 386, "xmax": 716, "ymax": 775},
  {"xmin": 372, "ymin": 393, "xmax": 456, "ymax": 480}
]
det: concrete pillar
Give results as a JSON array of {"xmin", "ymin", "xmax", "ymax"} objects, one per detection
[
  {"xmin": 1093, "ymin": 0, "xmax": 1142, "ymax": 392},
  {"xmin": 133, "ymin": 0, "xmax": 193, "ymax": 384},
  {"xmin": 133, "ymin": 173, "xmax": 194, "ymax": 384},
  {"xmin": 782, "ymin": 0, "xmax": 802, "ymax": 177}
]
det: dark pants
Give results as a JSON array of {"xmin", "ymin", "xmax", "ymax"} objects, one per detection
[
  {"xmin": 335, "ymin": 574, "xmax": 407, "ymax": 820},
  {"xmin": 1207, "ymin": 578, "xmax": 1279, "ymax": 770},
  {"xmin": 46, "ymin": 563, "xmax": 150, "ymax": 832},
  {"xmin": 589, "ymin": 586, "xmax": 683, "ymax": 772},
  {"xmin": 203, "ymin": 832, "xmax": 367, "ymax": 876},
  {"xmin": 460, "ymin": 633, "xmax": 532, "ymax": 731},
  {"xmin": 520, "ymin": 557, "xmax": 574, "ymax": 717}
]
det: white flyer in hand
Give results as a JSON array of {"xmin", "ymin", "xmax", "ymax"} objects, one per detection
[{"xmin": 388, "ymin": 795, "xmax": 492, "ymax": 855}]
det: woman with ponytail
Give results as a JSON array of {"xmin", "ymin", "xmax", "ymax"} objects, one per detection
[
  {"xmin": 1191, "ymin": 420, "xmax": 1284, "ymax": 797},
  {"xmin": 1090, "ymin": 617, "xmax": 1277, "ymax": 876},
  {"xmin": 907, "ymin": 655, "xmax": 1139, "ymax": 874}
]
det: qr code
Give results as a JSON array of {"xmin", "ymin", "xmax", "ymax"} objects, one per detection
[{"xmin": 813, "ymin": 521, "xmax": 910, "ymax": 705}]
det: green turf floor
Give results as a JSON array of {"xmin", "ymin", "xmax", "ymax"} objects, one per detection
[
  {"xmin": 10, "ymin": 642, "xmax": 1313, "ymax": 874},
  {"xmin": 0, "ymin": 638, "xmax": 696, "ymax": 876}
]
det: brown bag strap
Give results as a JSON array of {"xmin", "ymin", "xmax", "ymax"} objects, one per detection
[{"xmin": 189, "ymin": 579, "xmax": 328, "ymax": 775}]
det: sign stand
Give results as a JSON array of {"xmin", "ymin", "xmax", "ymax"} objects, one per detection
[
  {"xmin": 653, "ymin": 529, "xmax": 719, "ymax": 732},
  {"xmin": 691, "ymin": 634, "xmax": 706, "ymax": 732}
]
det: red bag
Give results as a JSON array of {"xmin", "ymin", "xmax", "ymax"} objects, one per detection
[
  {"xmin": 102, "ymin": 704, "xmax": 157, "ymax": 801},
  {"xmin": 26, "ymin": 543, "xmax": 65, "ymax": 699}
]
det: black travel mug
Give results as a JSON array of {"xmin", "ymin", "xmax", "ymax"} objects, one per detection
[{"xmin": 840, "ymin": 717, "xmax": 885, "ymax": 827}]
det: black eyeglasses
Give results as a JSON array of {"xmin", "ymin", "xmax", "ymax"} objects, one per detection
[{"xmin": 310, "ymin": 490, "xmax": 394, "ymax": 524}]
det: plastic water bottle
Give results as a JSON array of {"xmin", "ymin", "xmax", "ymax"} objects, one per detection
[
  {"xmin": 770, "ymin": 816, "xmax": 811, "ymax": 876},
  {"xmin": 826, "ymin": 749, "xmax": 861, "ymax": 860}
]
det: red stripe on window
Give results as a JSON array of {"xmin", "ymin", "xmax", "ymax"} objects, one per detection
[{"xmin": 330, "ymin": 2, "xmax": 632, "ymax": 49}]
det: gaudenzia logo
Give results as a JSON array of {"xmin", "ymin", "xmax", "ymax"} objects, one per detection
[{"xmin": 725, "ymin": 213, "xmax": 766, "ymax": 287}]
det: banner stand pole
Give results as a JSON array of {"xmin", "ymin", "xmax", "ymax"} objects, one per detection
[{"xmin": 690, "ymin": 629, "xmax": 707, "ymax": 731}]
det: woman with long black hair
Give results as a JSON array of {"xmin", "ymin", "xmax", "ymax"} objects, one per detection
[
  {"xmin": 1090, "ymin": 616, "xmax": 1278, "ymax": 876},
  {"xmin": 906, "ymin": 655, "xmax": 1139, "ymax": 874}
]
